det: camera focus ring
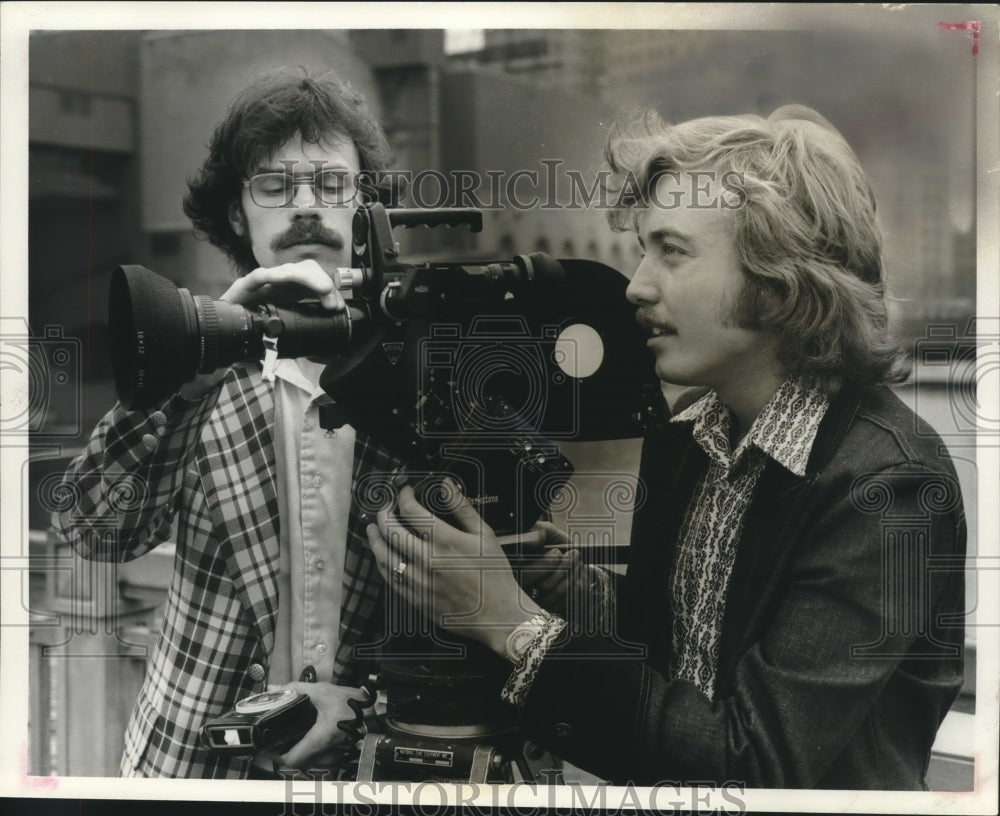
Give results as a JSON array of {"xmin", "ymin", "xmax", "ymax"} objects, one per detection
[{"xmin": 194, "ymin": 295, "xmax": 222, "ymax": 373}]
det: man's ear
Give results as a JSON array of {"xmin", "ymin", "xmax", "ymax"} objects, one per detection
[{"xmin": 229, "ymin": 201, "xmax": 247, "ymax": 237}]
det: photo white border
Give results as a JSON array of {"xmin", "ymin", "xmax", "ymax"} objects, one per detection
[{"xmin": 2, "ymin": 3, "xmax": 997, "ymax": 813}]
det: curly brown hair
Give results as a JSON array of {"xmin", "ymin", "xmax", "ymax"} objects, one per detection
[{"xmin": 183, "ymin": 67, "xmax": 395, "ymax": 273}]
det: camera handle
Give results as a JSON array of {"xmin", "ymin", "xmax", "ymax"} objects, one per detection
[
  {"xmin": 291, "ymin": 662, "xmax": 383, "ymax": 782},
  {"xmin": 352, "ymin": 202, "xmax": 483, "ymax": 293},
  {"xmin": 331, "ymin": 676, "xmax": 382, "ymax": 781}
]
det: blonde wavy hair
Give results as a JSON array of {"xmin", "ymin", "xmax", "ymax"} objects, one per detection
[{"xmin": 605, "ymin": 105, "xmax": 911, "ymax": 393}]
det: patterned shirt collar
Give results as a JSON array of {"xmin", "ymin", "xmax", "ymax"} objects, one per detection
[{"xmin": 670, "ymin": 377, "xmax": 829, "ymax": 476}]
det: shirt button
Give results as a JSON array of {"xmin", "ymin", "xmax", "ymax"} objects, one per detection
[
  {"xmin": 247, "ymin": 663, "xmax": 266, "ymax": 684},
  {"xmin": 141, "ymin": 433, "xmax": 158, "ymax": 452},
  {"xmin": 315, "ymin": 643, "xmax": 327, "ymax": 655},
  {"xmin": 315, "ymin": 560, "xmax": 325, "ymax": 572},
  {"xmin": 553, "ymin": 722, "xmax": 572, "ymax": 738},
  {"xmin": 312, "ymin": 475, "xmax": 324, "ymax": 488}
]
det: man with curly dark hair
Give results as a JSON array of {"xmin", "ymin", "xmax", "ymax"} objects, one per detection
[{"xmin": 54, "ymin": 69, "xmax": 401, "ymax": 778}]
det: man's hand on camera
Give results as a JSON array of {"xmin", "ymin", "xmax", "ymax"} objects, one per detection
[
  {"xmin": 177, "ymin": 259, "xmax": 346, "ymax": 401},
  {"xmin": 519, "ymin": 521, "xmax": 592, "ymax": 618},
  {"xmin": 367, "ymin": 483, "xmax": 545, "ymax": 659},
  {"xmin": 271, "ymin": 681, "xmax": 361, "ymax": 769},
  {"xmin": 221, "ymin": 258, "xmax": 346, "ymax": 311}
]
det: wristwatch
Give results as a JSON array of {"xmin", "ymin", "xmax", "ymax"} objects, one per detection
[{"xmin": 503, "ymin": 613, "xmax": 550, "ymax": 664}]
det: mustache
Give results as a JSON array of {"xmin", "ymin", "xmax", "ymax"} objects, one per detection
[
  {"xmin": 270, "ymin": 220, "xmax": 345, "ymax": 252},
  {"xmin": 635, "ymin": 308, "xmax": 677, "ymax": 333}
]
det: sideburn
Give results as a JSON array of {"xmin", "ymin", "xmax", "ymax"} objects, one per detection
[
  {"xmin": 724, "ymin": 271, "xmax": 775, "ymax": 331},
  {"xmin": 227, "ymin": 200, "xmax": 257, "ymax": 275}
]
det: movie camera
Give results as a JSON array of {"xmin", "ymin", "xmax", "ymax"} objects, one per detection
[{"xmin": 108, "ymin": 202, "xmax": 664, "ymax": 781}]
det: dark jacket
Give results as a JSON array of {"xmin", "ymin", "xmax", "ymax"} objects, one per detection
[{"xmin": 519, "ymin": 385, "xmax": 966, "ymax": 789}]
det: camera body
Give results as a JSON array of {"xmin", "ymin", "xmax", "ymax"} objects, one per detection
[
  {"xmin": 201, "ymin": 688, "xmax": 317, "ymax": 759},
  {"xmin": 418, "ymin": 317, "xmax": 579, "ymax": 440},
  {"xmin": 408, "ymin": 398, "xmax": 575, "ymax": 533},
  {"xmin": 109, "ymin": 203, "xmax": 659, "ymax": 446}
]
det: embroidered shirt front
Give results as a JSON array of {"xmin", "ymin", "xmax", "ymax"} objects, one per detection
[{"xmin": 667, "ymin": 377, "xmax": 829, "ymax": 698}]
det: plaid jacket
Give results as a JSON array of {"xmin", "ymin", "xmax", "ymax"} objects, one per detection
[{"xmin": 52, "ymin": 364, "xmax": 401, "ymax": 778}]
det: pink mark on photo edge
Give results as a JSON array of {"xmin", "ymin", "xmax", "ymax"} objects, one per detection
[
  {"xmin": 20, "ymin": 747, "xmax": 59, "ymax": 790},
  {"xmin": 937, "ymin": 21, "xmax": 981, "ymax": 55}
]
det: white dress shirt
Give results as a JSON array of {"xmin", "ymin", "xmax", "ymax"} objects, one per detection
[{"xmin": 268, "ymin": 358, "xmax": 355, "ymax": 684}]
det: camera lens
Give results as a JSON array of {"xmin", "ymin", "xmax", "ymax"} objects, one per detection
[
  {"xmin": 108, "ymin": 265, "xmax": 202, "ymax": 410},
  {"xmin": 108, "ymin": 265, "xmax": 360, "ymax": 410}
]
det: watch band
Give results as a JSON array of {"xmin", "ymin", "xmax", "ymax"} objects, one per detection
[{"xmin": 504, "ymin": 613, "xmax": 550, "ymax": 663}]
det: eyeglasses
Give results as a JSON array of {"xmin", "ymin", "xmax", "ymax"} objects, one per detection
[{"xmin": 243, "ymin": 169, "xmax": 358, "ymax": 208}]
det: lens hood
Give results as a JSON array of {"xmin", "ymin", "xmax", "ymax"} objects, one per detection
[{"xmin": 109, "ymin": 265, "xmax": 197, "ymax": 410}]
